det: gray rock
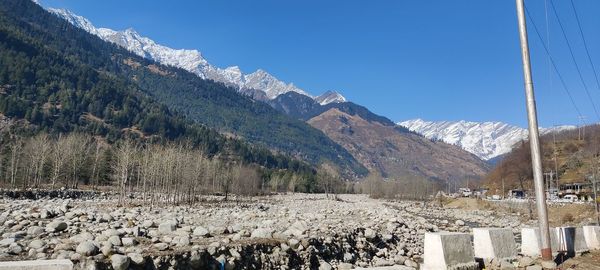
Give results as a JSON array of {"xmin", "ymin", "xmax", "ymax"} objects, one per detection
[
  {"xmin": 177, "ymin": 236, "xmax": 190, "ymax": 246},
  {"xmin": 500, "ymin": 259, "xmax": 516, "ymax": 269},
  {"xmin": 0, "ymin": 238, "xmax": 16, "ymax": 248},
  {"xmin": 28, "ymin": 239, "xmax": 46, "ymax": 249},
  {"xmin": 122, "ymin": 237, "xmax": 137, "ymax": 246},
  {"xmin": 319, "ymin": 262, "xmax": 332, "ymax": 270},
  {"xmin": 76, "ymin": 241, "xmax": 98, "ymax": 256},
  {"xmin": 128, "ymin": 252, "xmax": 145, "ymax": 265},
  {"xmin": 46, "ymin": 220, "xmax": 68, "ymax": 232},
  {"xmin": 158, "ymin": 221, "xmax": 176, "ymax": 234},
  {"xmin": 540, "ymin": 260, "xmax": 557, "ymax": 269},
  {"xmin": 108, "ymin": 235, "xmax": 122, "ymax": 246},
  {"xmin": 100, "ymin": 213, "xmax": 113, "ymax": 223},
  {"xmin": 60, "ymin": 200, "xmax": 71, "ymax": 212},
  {"xmin": 40, "ymin": 209, "xmax": 51, "ymax": 219},
  {"xmin": 526, "ymin": 265, "xmax": 542, "ymax": 270},
  {"xmin": 100, "ymin": 245, "xmax": 112, "ymax": 256},
  {"xmin": 193, "ymin": 226, "xmax": 209, "ymax": 237},
  {"xmin": 27, "ymin": 226, "xmax": 45, "ymax": 236},
  {"xmin": 338, "ymin": 263, "xmax": 353, "ymax": 270},
  {"xmin": 111, "ymin": 254, "xmax": 130, "ymax": 270},
  {"xmin": 455, "ymin": 220, "xmax": 465, "ymax": 226},
  {"xmin": 404, "ymin": 259, "xmax": 418, "ymax": 268},
  {"xmin": 364, "ymin": 228, "xmax": 376, "ymax": 240},
  {"xmin": 154, "ymin": 243, "xmax": 169, "ymax": 251},
  {"xmin": 288, "ymin": 238, "xmax": 300, "ymax": 249},
  {"xmin": 519, "ymin": 256, "xmax": 535, "ymax": 267},
  {"xmin": 251, "ymin": 228, "xmax": 273, "ymax": 239},
  {"xmin": 8, "ymin": 243, "xmax": 23, "ymax": 254},
  {"xmin": 141, "ymin": 220, "xmax": 155, "ymax": 228}
]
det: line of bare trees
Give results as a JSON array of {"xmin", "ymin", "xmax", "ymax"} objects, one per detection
[
  {"xmin": 0, "ymin": 133, "xmax": 265, "ymax": 205},
  {"xmin": 1, "ymin": 133, "xmax": 100, "ymax": 190},
  {"xmin": 356, "ymin": 173, "xmax": 437, "ymax": 200},
  {"xmin": 2, "ymin": 133, "xmax": 437, "ymax": 204}
]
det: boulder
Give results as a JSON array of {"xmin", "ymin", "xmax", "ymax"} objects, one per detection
[
  {"xmin": 251, "ymin": 228, "xmax": 273, "ymax": 239},
  {"xmin": 193, "ymin": 226, "xmax": 209, "ymax": 237},
  {"xmin": 111, "ymin": 254, "xmax": 130, "ymax": 270},
  {"xmin": 128, "ymin": 252, "xmax": 145, "ymax": 265},
  {"xmin": 28, "ymin": 240, "xmax": 46, "ymax": 249},
  {"xmin": 158, "ymin": 221, "xmax": 176, "ymax": 234},
  {"xmin": 75, "ymin": 241, "xmax": 98, "ymax": 256},
  {"xmin": 364, "ymin": 228, "xmax": 377, "ymax": 240},
  {"xmin": 46, "ymin": 221, "xmax": 68, "ymax": 232}
]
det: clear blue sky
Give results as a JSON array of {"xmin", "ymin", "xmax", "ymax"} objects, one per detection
[{"xmin": 39, "ymin": 0, "xmax": 600, "ymax": 127}]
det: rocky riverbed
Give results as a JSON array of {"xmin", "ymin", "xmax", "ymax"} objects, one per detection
[{"xmin": 0, "ymin": 191, "xmax": 577, "ymax": 269}]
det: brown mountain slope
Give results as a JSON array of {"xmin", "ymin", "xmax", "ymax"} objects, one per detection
[
  {"xmin": 484, "ymin": 124, "xmax": 600, "ymax": 192},
  {"xmin": 307, "ymin": 108, "xmax": 490, "ymax": 181}
]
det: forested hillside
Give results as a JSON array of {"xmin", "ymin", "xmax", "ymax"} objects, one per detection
[
  {"xmin": 0, "ymin": 0, "xmax": 366, "ymax": 177},
  {"xmin": 484, "ymin": 125, "xmax": 600, "ymax": 193},
  {"xmin": 0, "ymin": 0, "xmax": 342, "ymax": 192}
]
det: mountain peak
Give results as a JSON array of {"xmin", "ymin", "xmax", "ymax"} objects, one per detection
[
  {"xmin": 244, "ymin": 70, "xmax": 310, "ymax": 99},
  {"xmin": 123, "ymin": 27, "xmax": 140, "ymax": 36},
  {"xmin": 48, "ymin": 8, "xmax": 98, "ymax": 35},
  {"xmin": 315, "ymin": 90, "xmax": 347, "ymax": 105}
]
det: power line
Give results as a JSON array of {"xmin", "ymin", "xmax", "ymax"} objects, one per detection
[
  {"xmin": 569, "ymin": 0, "xmax": 600, "ymax": 91},
  {"xmin": 524, "ymin": 6, "xmax": 584, "ymax": 120},
  {"xmin": 548, "ymin": 0, "xmax": 600, "ymax": 122}
]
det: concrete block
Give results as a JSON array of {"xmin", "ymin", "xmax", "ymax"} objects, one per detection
[
  {"xmin": 555, "ymin": 227, "xmax": 588, "ymax": 256},
  {"xmin": 520, "ymin": 227, "xmax": 559, "ymax": 257},
  {"xmin": 583, "ymin": 225, "xmax": 600, "ymax": 250},
  {"xmin": 473, "ymin": 228, "xmax": 517, "ymax": 259},
  {"xmin": 573, "ymin": 227, "xmax": 588, "ymax": 253},
  {"xmin": 421, "ymin": 232, "xmax": 478, "ymax": 270},
  {"xmin": 0, "ymin": 260, "xmax": 73, "ymax": 270}
]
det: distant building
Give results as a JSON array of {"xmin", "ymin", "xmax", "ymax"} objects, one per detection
[
  {"xmin": 508, "ymin": 189, "xmax": 525, "ymax": 199},
  {"xmin": 558, "ymin": 182, "xmax": 591, "ymax": 199}
]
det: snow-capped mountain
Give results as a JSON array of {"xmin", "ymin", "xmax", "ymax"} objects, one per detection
[
  {"xmin": 315, "ymin": 91, "xmax": 347, "ymax": 105},
  {"xmin": 398, "ymin": 119, "xmax": 576, "ymax": 160},
  {"xmin": 243, "ymin": 69, "xmax": 309, "ymax": 99},
  {"xmin": 48, "ymin": 8, "xmax": 344, "ymax": 104}
]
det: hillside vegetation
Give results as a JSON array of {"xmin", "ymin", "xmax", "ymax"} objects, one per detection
[
  {"xmin": 0, "ymin": 0, "xmax": 357, "ymax": 193},
  {"xmin": 0, "ymin": 0, "xmax": 366, "ymax": 177},
  {"xmin": 308, "ymin": 108, "xmax": 490, "ymax": 181},
  {"xmin": 484, "ymin": 125, "xmax": 600, "ymax": 192}
]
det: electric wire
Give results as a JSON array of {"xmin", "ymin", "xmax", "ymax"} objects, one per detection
[
  {"xmin": 569, "ymin": 0, "xmax": 600, "ymax": 91},
  {"xmin": 548, "ymin": 0, "xmax": 600, "ymax": 122},
  {"xmin": 524, "ymin": 6, "xmax": 583, "ymax": 119}
]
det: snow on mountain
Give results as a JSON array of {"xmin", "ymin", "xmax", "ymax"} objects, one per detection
[
  {"xmin": 398, "ymin": 119, "xmax": 576, "ymax": 160},
  {"xmin": 244, "ymin": 69, "xmax": 310, "ymax": 99},
  {"xmin": 315, "ymin": 90, "xmax": 347, "ymax": 105},
  {"xmin": 48, "ymin": 8, "xmax": 337, "ymax": 101}
]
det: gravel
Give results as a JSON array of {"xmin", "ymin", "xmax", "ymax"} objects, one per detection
[{"xmin": 0, "ymin": 192, "xmax": 534, "ymax": 269}]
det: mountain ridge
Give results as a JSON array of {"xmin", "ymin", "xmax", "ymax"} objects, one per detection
[
  {"xmin": 309, "ymin": 109, "xmax": 490, "ymax": 181},
  {"xmin": 398, "ymin": 119, "xmax": 576, "ymax": 160},
  {"xmin": 47, "ymin": 8, "xmax": 346, "ymax": 105}
]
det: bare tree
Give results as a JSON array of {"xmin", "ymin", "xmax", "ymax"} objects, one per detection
[
  {"xmin": 90, "ymin": 139, "xmax": 107, "ymax": 190},
  {"xmin": 8, "ymin": 137, "xmax": 23, "ymax": 188},
  {"xmin": 113, "ymin": 140, "xmax": 136, "ymax": 205},
  {"xmin": 22, "ymin": 134, "xmax": 50, "ymax": 188},
  {"xmin": 51, "ymin": 134, "xmax": 69, "ymax": 189},
  {"xmin": 65, "ymin": 133, "xmax": 92, "ymax": 188}
]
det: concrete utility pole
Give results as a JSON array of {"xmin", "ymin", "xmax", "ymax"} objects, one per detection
[
  {"xmin": 553, "ymin": 129, "xmax": 559, "ymax": 191},
  {"xmin": 515, "ymin": 0, "xmax": 553, "ymax": 261},
  {"xmin": 593, "ymin": 157, "xmax": 600, "ymax": 225},
  {"xmin": 578, "ymin": 116, "xmax": 587, "ymax": 140}
]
